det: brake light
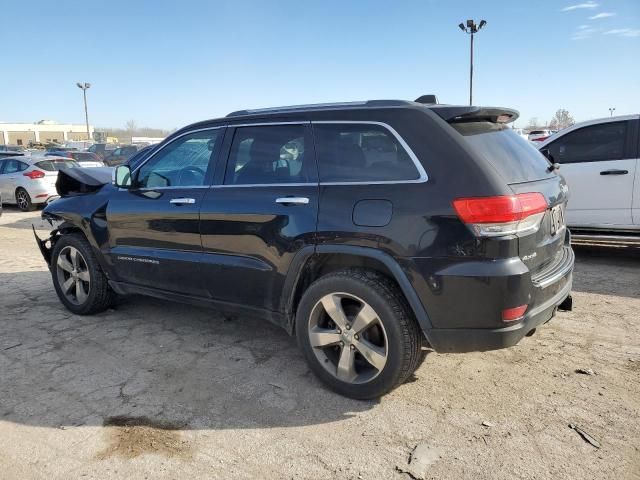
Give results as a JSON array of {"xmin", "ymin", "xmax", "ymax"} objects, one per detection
[
  {"xmin": 453, "ymin": 193, "xmax": 548, "ymax": 237},
  {"xmin": 502, "ymin": 304, "xmax": 528, "ymax": 322},
  {"xmin": 23, "ymin": 170, "xmax": 45, "ymax": 179}
]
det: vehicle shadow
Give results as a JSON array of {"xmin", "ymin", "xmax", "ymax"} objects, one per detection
[
  {"xmin": 0, "ymin": 204, "xmax": 54, "ymax": 231},
  {"xmin": 0, "ymin": 271, "xmax": 377, "ymax": 432},
  {"xmin": 572, "ymin": 245, "xmax": 640, "ymax": 299}
]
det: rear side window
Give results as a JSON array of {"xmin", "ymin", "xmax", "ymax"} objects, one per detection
[
  {"xmin": 452, "ymin": 121, "xmax": 554, "ymax": 183},
  {"xmin": 225, "ymin": 124, "xmax": 311, "ymax": 185},
  {"xmin": 313, "ymin": 123, "xmax": 420, "ymax": 183},
  {"xmin": 546, "ymin": 121, "xmax": 627, "ymax": 164}
]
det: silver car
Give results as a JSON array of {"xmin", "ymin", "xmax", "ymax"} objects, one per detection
[{"xmin": 0, "ymin": 156, "xmax": 79, "ymax": 211}]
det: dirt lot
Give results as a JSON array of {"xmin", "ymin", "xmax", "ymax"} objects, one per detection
[{"xmin": 0, "ymin": 207, "xmax": 638, "ymax": 480}]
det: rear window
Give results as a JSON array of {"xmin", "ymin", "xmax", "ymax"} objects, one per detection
[
  {"xmin": 451, "ymin": 121, "xmax": 554, "ymax": 183},
  {"xmin": 36, "ymin": 160, "xmax": 79, "ymax": 171},
  {"xmin": 71, "ymin": 152, "xmax": 96, "ymax": 161}
]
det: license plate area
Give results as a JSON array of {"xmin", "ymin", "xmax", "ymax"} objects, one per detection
[{"xmin": 549, "ymin": 204, "xmax": 565, "ymax": 236}]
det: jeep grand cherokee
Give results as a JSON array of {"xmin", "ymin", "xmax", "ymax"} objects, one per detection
[{"xmin": 35, "ymin": 97, "xmax": 574, "ymax": 399}]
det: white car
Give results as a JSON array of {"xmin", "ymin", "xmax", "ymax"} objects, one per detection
[
  {"xmin": 537, "ymin": 115, "xmax": 640, "ymax": 237},
  {"xmin": 528, "ymin": 129, "xmax": 554, "ymax": 142},
  {"xmin": 0, "ymin": 156, "xmax": 78, "ymax": 211}
]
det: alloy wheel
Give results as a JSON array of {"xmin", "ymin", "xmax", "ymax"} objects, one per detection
[
  {"xmin": 55, "ymin": 246, "xmax": 91, "ymax": 305},
  {"xmin": 16, "ymin": 190, "xmax": 29, "ymax": 210},
  {"xmin": 308, "ymin": 292, "xmax": 388, "ymax": 384}
]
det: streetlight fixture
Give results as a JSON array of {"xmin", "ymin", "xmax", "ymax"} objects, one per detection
[
  {"xmin": 458, "ymin": 19, "xmax": 487, "ymax": 106},
  {"xmin": 76, "ymin": 82, "xmax": 91, "ymax": 140},
  {"xmin": 608, "ymin": 107, "xmax": 616, "ymax": 117}
]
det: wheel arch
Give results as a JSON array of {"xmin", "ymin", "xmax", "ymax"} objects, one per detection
[{"xmin": 281, "ymin": 245, "xmax": 433, "ymax": 338}]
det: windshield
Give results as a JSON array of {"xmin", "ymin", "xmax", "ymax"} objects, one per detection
[{"xmin": 451, "ymin": 121, "xmax": 554, "ymax": 183}]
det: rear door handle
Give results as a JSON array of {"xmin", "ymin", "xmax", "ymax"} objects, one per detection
[
  {"xmin": 275, "ymin": 196, "xmax": 309, "ymax": 205},
  {"xmin": 600, "ymin": 169, "xmax": 628, "ymax": 175},
  {"xmin": 169, "ymin": 197, "xmax": 196, "ymax": 205}
]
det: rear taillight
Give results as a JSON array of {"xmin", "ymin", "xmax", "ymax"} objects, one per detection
[
  {"xmin": 532, "ymin": 136, "xmax": 548, "ymax": 142},
  {"xmin": 502, "ymin": 304, "xmax": 528, "ymax": 322},
  {"xmin": 23, "ymin": 170, "xmax": 45, "ymax": 179},
  {"xmin": 453, "ymin": 193, "xmax": 548, "ymax": 237}
]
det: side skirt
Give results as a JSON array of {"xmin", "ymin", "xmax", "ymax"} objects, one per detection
[{"xmin": 108, "ymin": 280, "xmax": 288, "ymax": 332}]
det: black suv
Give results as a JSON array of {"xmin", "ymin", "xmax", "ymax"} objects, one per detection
[{"xmin": 35, "ymin": 98, "xmax": 574, "ymax": 399}]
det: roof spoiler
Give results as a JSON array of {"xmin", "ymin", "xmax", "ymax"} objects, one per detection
[{"xmin": 430, "ymin": 106, "xmax": 519, "ymax": 124}]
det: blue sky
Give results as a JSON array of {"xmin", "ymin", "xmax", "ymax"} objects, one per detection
[{"xmin": 0, "ymin": 0, "xmax": 638, "ymax": 129}]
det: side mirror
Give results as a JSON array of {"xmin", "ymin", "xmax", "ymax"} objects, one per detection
[{"xmin": 113, "ymin": 165, "xmax": 132, "ymax": 188}]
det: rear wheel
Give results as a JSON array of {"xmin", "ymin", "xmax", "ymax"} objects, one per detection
[
  {"xmin": 16, "ymin": 188, "xmax": 36, "ymax": 212},
  {"xmin": 296, "ymin": 269, "xmax": 422, "ymax": 399},
  {"xmin": 51, "ymin": 233, "xmax": 115, "ymax": 314}
]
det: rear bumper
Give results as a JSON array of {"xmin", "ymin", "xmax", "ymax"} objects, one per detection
[
  {"xmin": 405, "ymin": 245, "xmax": 575, "ymax": 353},
  {"xmin": 425, "ymin": 272, "xmax": 572, "ymax": 352}
]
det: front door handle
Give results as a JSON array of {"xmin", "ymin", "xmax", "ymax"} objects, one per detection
[
  {"xmin": 275, "ymin": 196, "xmax": 309, "ymax": 205},
  {"xmin": 169, "ymin": 197, "xmax": 196, "ymax": 205},
  {"xmin": 600, "ymin": 169, "xmax": 628, "ymax": 175}
]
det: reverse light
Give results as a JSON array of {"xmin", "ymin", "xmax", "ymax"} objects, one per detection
[
  {"xmin": 502, "ymin": 304, "xmax": 528, "ymax": 322},
  {"xmin": 23, "ymin": 170, "xmax": 45, "ymax": 179},
  {"xmin": 453, "ymin": 193, "xmax": 548, "ymax": 237}
]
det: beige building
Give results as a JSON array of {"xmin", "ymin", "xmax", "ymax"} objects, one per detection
[{"xmin": 0, "ymin": 120, "xmax": 94, "ymax": 146}]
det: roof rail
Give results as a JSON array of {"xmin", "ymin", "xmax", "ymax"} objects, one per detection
[{"xmin": 226, "ymin": 99, "xmax": 413, "ymax": 117}]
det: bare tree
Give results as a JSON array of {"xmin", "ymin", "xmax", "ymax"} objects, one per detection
[
  {"xmin": 548, "ymin": 109, "xmax": 574, "ymax": 131},
  {"xmin": 527, "ymin": 117, "xmax": 539, "ymax": 130},
  {"xmin": 125, "ymin": 119, "xmax": 138, "ymax": 133}
]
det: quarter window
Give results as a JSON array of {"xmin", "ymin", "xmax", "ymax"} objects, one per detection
[
  {"xmin": 547, "ymin": 121, "xmax": 627, "ymax": 164},
  {"xmin": 136, "ymin": 129, "xmax": 221, "ymax": 188},
  {"xmin": 225, "ymin": 124, "xmax": 311, "ymax": 185},
  {"xmin": 313, "ymin": 123, "xmax": 420, "ymax": 182}
]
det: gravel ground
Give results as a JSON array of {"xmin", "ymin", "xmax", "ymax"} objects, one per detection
[{"xmin": 0, "ymin": 207, "xmax": 638, "ymax": 480}]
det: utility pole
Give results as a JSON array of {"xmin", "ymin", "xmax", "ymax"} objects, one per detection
[
  {"xmin": 609, "ymin": 107, "xmax": 616, "ymax": 117},
  {"xmin": 76, "ymin": 82, "xmax": 91, "ymax": 140},
  {"xmin": 459, "ymin": 19, "xmax": 487, "ymax": 106}
]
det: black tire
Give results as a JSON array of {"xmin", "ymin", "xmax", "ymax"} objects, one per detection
[
  {"xmin": 296, "ymin": 268, "xmax": 422, "ymax": 399},
  {"xmin": 15, "ymin": 188, "xmax": 36, "ymax": 212},
  {"xmin": 50, "ymin": 233, "xmax": 116, "ymax": 315}
]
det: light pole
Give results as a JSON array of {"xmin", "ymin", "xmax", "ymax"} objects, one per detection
[
  {"xmin": 458, "ymin": 19, "xmax": 487, "ymax": 106},
  {"xmin": 609, "ymin": 107, "xmax": 616, "ymax": 117},
  {"xmin": 76, "ymin": 82, "xmax": 91, "ymax": 140}
]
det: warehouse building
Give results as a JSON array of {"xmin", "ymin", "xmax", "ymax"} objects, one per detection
[{"xmin": 0, "ymin": 120, "xmax": 94, "ymax": 146}]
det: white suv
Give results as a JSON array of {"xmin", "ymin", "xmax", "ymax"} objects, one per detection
[
  {"xmin": 0, "ymin": 156, "xmax": 79, "ymax": 211},
  {"xmin": 537, "ymin": 115, "xmax": 640, "ymax": 237}
]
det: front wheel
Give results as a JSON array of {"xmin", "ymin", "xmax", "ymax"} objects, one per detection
[
  {"xmin": 51, "ymin": 233, "xmax": 115, "ymax": 314},
  {"xmin": 296, "ymin": 269, "xmax": 422, "ymax": 399}
]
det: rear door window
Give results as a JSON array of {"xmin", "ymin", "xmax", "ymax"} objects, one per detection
[
  {"xmin": 545, "ymin": 121, "xmax": 627, "ymax": 164},
  {"xmin": 3, "ymin": 159, "xmax": 27, "ymax": 173},
  {"xmin": 313, "ymin": 123, "xmax": 421, "ymax": 183},
  {"xmin": 224, "ymin": 124, "xmax": 312, "ymax": 185},
  {"xmin": 451, "ymin": 121, "xmax": 554, "ymax": 183}
]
